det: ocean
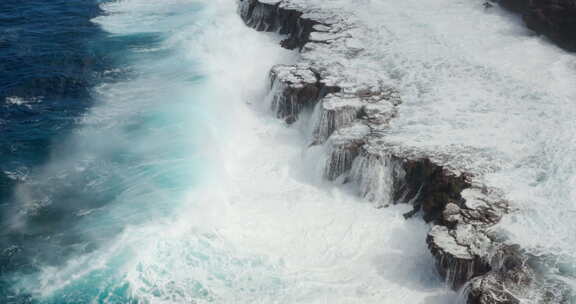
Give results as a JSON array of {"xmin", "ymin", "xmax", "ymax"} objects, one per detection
[
  {"xmin": 5, "ymin": 0, "xmax": 575, "ymax": 303},
  {"xmin": 1, "ymin": 0, "xmax": 450, "ymax": 303}
]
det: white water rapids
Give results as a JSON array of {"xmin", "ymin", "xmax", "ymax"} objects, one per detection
[{"xmin": 8, "ymin": 0, "xmax": 576, "ymax": 302}]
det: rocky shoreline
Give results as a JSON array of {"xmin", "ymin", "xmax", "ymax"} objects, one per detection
[{"xmin": 238, "ymin": 0, "xmax": 572, "ymax": 303}]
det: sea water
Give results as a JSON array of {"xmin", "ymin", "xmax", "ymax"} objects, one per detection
[{"xmin": 0, "ymin": 0, "xmax": 453, "ymax": 303}]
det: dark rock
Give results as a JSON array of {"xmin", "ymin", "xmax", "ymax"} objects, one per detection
[
  {"xmin": 464, "ymin": 244, "xmax": 575, "ymax": 304},
  {"xmin": 268, "ymin": 65, "xmax": 320, "ymax": 121},
  {"xmin": 398, "ymin": 158, "xmax": 470, "ymax": 223},
  {"xmin": 427, "ymin": 224, "xmax": 491, "ymax": 290},
  {"xmin": 237, "ymin": 1, "xmax": 573, "ymax": 302},
  {"xmin": 239, "ymin": 0, "xmax": 318, "ymax": 50},
  {"xmin": 484, "ymin": 2, "xmax": 495, "ymax": 9},
  {"xmin": 498, "ymin": 0, "xmax": 576, "ymax": 51},
  {"xmin": 498, "ymin": 0, "xmax": 530, "ymax": 11},
  {"xmin": 323, "ymin": 123, "xmax": 368, "ymax": 180}
]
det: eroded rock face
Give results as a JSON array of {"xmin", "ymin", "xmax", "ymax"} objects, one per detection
[
  {"xmin": 399, "ymin": 158, "xmax": 470, "ymax": 222},
  {"xmin": 348, "ymin": 146, "xmax": 402, "ymax": 208},
  {"xmin": 426, "ymin": 188, "xmax": 503, "ymax": 290},
  {"xmin": 465, "ymin": 244, "xmax": 532, "ymax": 304},
  {"xmin": 495, "ymin": 0, "xmax": 576, "ymax": 51},
  {"xmin": 465, "ymin": 244, "xmax": 574, "ymax": 304},
  {"xmin": 239, "ymin": 0, "xmax": 318, "ymax": 50},
  {"xmin": 269, "ymin": 65, "xmax": 320, "ymax": 122},
  {"xmin": 311, "ymin": 85, "xmax": 399, "ymax": 144},
  {"xmin": 238, "ymin": 0, "xmax": 572, "ymax": 302},
  {"xmin": 323, "ymin": 122, "xmax": 369, "ymax": 181}
]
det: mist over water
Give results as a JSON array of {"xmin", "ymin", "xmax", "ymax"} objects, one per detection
[
  {"xmin": 0, "ymin": 0, "xmax": 458, "ymax": 302},
  {"xmin": 0, "ymin": 0, "xmax": 211, "ymax": 301},
  {"xmin": 5, "ymin": 0, "xmax": 576, "ymax": 302}
]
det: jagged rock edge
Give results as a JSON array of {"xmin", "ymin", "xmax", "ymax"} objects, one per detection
[{"xmin": 237, "ymin": 1, "xmax": 571, "ymax": 303}]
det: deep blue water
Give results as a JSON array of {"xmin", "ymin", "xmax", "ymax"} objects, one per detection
[
  {"xmin": 0, "ymin": 0, "xmax": 529, "ymax": 303},
  {"xmin": 0, "ymin": 0, "xmax": 108, "ymax": 178},
  {"xmin": 0, "ymin": 0, "xmax": 114, "ymax": 301},
  {"xmin": 0, "ymin": 0, "xmax": 205, "ymax": 302}
]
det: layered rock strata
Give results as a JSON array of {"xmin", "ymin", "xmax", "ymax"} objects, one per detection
[{"xmin": 238, "ymin": 0, "xmax": 571, "ymax": 302}]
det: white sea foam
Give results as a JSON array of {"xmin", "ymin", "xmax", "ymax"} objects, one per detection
[
  {"xmin": 10, "ymin": 0, "xmax": 575, "ymax": 301},
  {"xmin": 354, "ymin": 0, "xmax": 576, "ymax": 271},
  {"xmin": 10, "ymin": 0, "xmax": 455, "ymax": 303},
  {"xmin": 295, "ymin": 0, "xmax": 576, "ymax": 289},
  {"xmin": 5, "ymin": 96, "xmax": 41, "ymax": 108},
  {"xmin": 22, "ymin": 0, "xmax": 576, "ymax": 299}
]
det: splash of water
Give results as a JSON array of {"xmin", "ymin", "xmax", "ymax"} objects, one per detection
[{"xmin": 0, "ymin": 0, "xmax": 460, "ymax": 303}]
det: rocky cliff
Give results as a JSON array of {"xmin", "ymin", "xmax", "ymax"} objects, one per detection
[{"xmin": 238, "ymin": 0, "xmax": 572, "ymax": 303}]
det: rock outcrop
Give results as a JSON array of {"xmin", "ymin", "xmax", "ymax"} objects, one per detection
[
  {"xmin": 238, "ymin": 0, "xmax": 572, "ymax": 303},
  {"xmin": 494, "ymin": 0, "xmax": 576, "ymax": 51}
]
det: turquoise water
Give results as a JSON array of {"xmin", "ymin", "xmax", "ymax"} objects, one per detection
[
  {"xmin": 0, "ymin": 0, "xmax": 308, "ymax": 301},
  {"xmin": 1, "ymin": 1, "xmax": 212, "ymax": 302},
  {"xmin": 1, "ymin": 0, "xmax": 456, "ymax": 303}
]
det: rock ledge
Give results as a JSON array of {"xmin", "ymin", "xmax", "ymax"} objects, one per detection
[{"xmin": 238, "ymin": 0, "xmax": 572, "ymax": 302}]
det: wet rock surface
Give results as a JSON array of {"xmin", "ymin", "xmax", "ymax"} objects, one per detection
[
  {"xmin": 268, "ymin": 64, "xmax": 321, "ymax": 122},
  {"xmin": 494, "ymin": 0, "xmax": 576, "ymax": 51},
  {"xmin": 238, "ymin": 0, "xmax": 572, "ymax": 302}
]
